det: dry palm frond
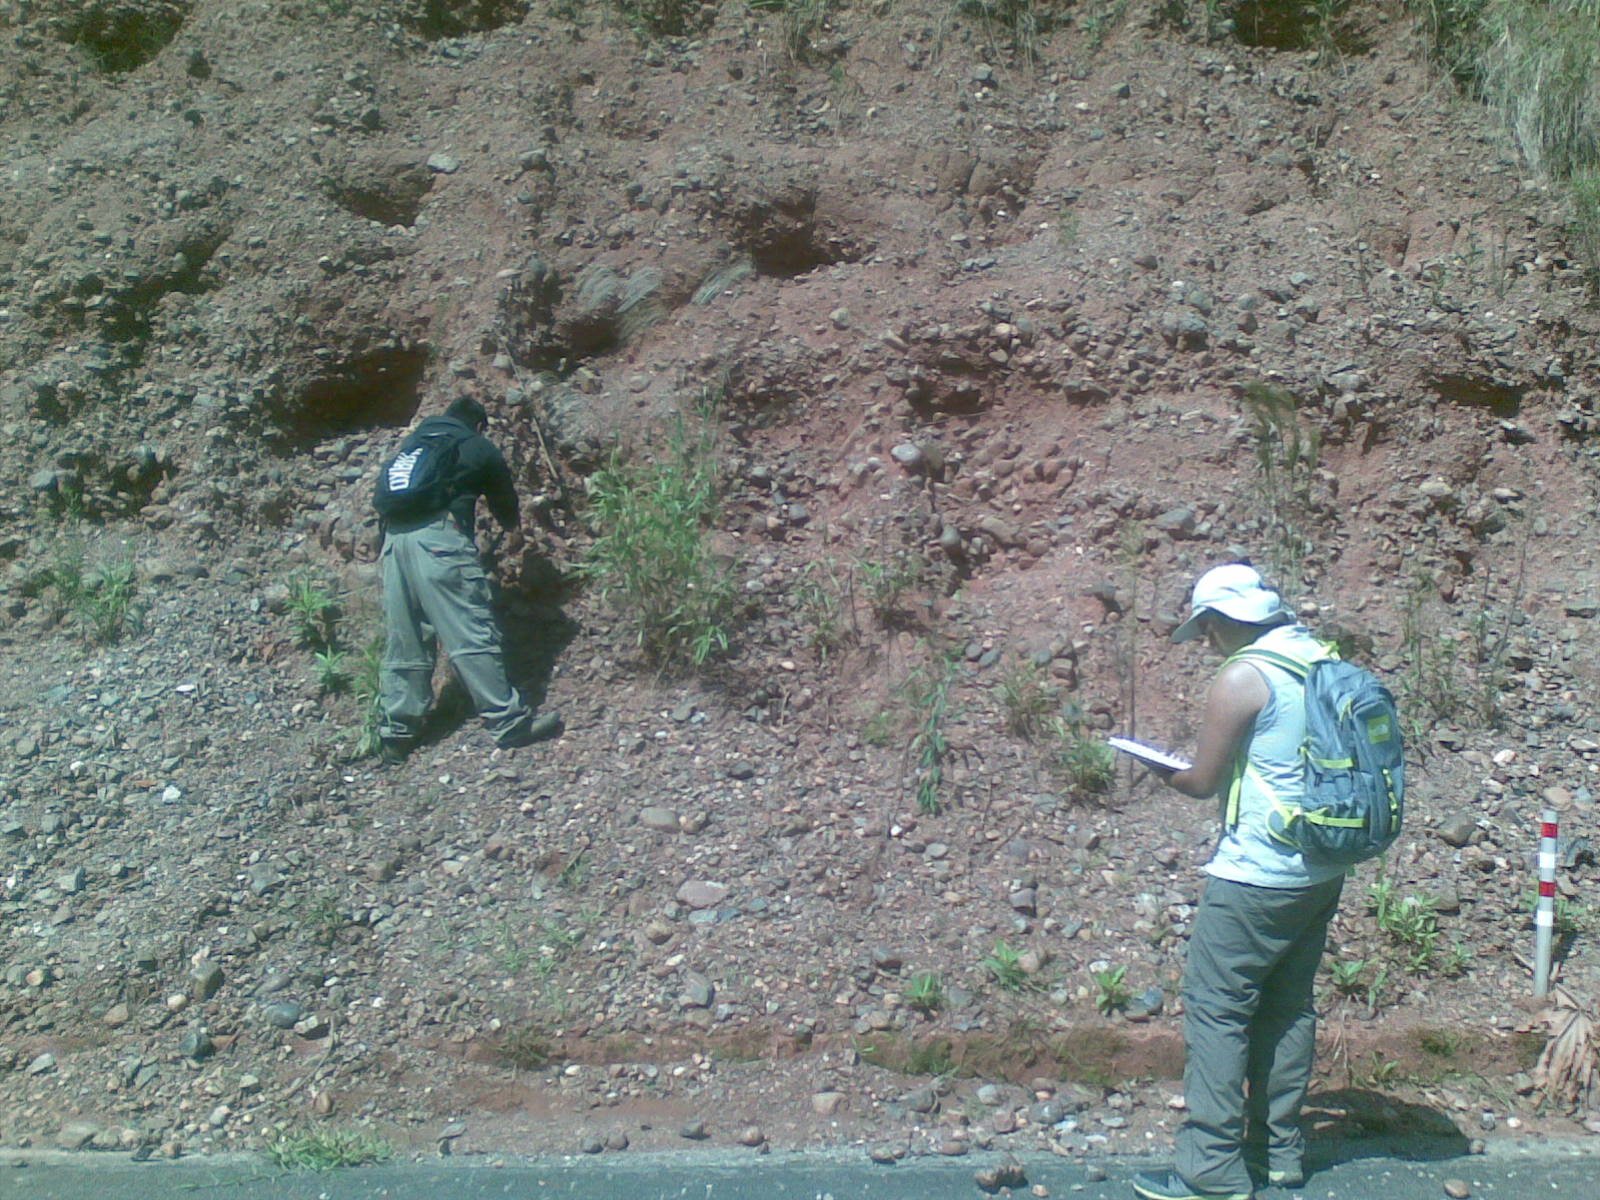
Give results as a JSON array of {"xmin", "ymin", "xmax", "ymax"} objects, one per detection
[{"xmin": 1527, "ymin": 987, "xmax": 1598, "ymax": 1110}]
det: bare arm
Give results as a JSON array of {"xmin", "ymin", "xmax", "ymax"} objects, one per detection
[{"xmin": 1166, "ymin": 661, "xmax": 1269, "ymax": 798}]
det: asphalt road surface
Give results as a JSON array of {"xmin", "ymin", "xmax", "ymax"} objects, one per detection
[{"xmin": 5, "ymin": 1138, "xmax": 1598, "ymax": 1199}]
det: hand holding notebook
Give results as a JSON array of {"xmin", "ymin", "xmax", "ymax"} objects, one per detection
[{"xmin": 1107, "ymin": 736, "xmax": 1192, "ymax": 773}]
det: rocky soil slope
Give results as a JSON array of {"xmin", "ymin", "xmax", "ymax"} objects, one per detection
[{"xmin": 4, "ymin": 0, "xmax": 1600, "ymax": 1166}]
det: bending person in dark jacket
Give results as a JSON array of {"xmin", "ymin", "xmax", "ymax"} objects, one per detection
[{"xmin": 375, "ymin": 395, "xmax": 560, "ymax": 764}]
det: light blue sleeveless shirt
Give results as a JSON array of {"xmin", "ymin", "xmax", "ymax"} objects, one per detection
[{"xmin": 1206, "ymin": 623, "xmax": 1348, "ymax": 890}]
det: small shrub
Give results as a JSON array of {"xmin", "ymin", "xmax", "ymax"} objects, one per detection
[
  {"xmin": 582, "ymin": 409, "xmax": 737, "ymax": 670},
  {"xmin": 861, "ymin": 705, "xmax": 896, "ymax": 747},
  {"xmin": 906, "ymin": 971, "xmax": 946, "ymax": 1015},
  {"xmin": 749, "ymin": 0, "xmax": 834, "ymax": 64},
  {"xmin": 54, "ymin": 0, "xmax": 192, "ymax": 74},
  {"xmin": 555, "ymin": 851, "xmax": 590, "ymax": 890},
  {"xmin": 1419, "ymin": 1028, "xmax": 1465, "ymax": 1059},
  {"xmin": 1441, "ymin": 940, "xmax": 1473, "ymax": 977},
  {"xmin": 1525, "ymin": 891, "xmax": 1588, "ymax": 941},
  {"xmin": 298, "ymin": 893, "xmax": 346, "ymax": 948},
  {"xmin": 78, "ymin": 557, "xmax": 140, "ymax": 644},
  {"xmin": 1091, "ymin": 964, "xmax": 1131, "ymax": 1015},
  {"xmin": 957, "ymin": 0, "xmax": 1063, "ymax": 63},
  {"xmin": 1399, "ymin": 572, "xmax": 1469, "ymax": 726},
  {"xmin": 265, "ymin": 1126, "xmax": 393, "ymax": 1171},
  {"xmin": 1362, "ymin": 1051, "xmax": 1402, "ymax": 1087},
  {"xmin": 1371, "ymin": 881, "xmax": 1440, "ymax": 973},
  {"xmin": 1364, "ymin": 964, "xmax": 1391, "ymax": 1014},
  {"xmin": 1079, "ymin": 0, "xmax": 1130, "ymax": 51},
  {"xmin": 904, "ymin": 1038, "xmax": 957, "ymax": 1076},
  {"xmin": 35, "ymin": 543, "xmax": 141, "ymax": 644}
]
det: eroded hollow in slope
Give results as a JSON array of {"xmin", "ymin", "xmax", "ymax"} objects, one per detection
[
  {"xmin": 56, "ymin": 0, "xmax": 192, "ymax": 73},
  {"xmin": 287, "ymin": 346, "xmax": 429, "ymax": 445}
]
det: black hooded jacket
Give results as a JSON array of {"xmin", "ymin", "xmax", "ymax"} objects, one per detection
[{"xmin": 383, "ymin": 414, "xmax": 519, "ymax": 538}]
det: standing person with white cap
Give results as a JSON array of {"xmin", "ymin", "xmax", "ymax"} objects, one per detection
[{"xmin": 1131, "ymin": 563, "xmax": 1346, "ymax": 1200}]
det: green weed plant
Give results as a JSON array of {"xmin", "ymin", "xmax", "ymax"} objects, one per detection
[
  {"xmin": 905, "ymin": 654, "xmax": 957, "ymax": 815},
  {"xmin": 1091, "ymin": 964, "xmax": 1131, "ymax": 1015},
  {"xmin": 983, "ymin": 940, "xmax": 1036, "ymax": 992},
  {"xmin": 287, "ymin": 576, "xmax": 340, "ymax": 649},
  {"xmin": 906, "ymin": 971, "xmax": 946, "ymax": 1015},
  {"xmin": 583, "ymin": 411, "xmax": 737, "ymax": 670},
  {"xmin": 33, "ymin": 542, "xmax": 141, "ymax": 644}
]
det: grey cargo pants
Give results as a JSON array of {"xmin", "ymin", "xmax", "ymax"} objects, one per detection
[
  {"xmin": 1174, "ymin": 874, "xmax": 1344, "ymax": 1195},
  {"xmin": 378, "ymin": 515, "xmax": 529, "ymax": 744}
]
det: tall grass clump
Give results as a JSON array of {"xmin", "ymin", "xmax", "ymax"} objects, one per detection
[
  {"xmin": 749, "ymin": 0, "xmax": 834, "ymax": 64},
  {"xmin": 1408, "ymin": 1, "xmax": 1600, "ymax": 282},
  {"xmin": 1474, "ymin": 0, "xmax": 1600, "ymax": 180},
  {"xmin": 1571, "ymin": 168, "xmax": 1600, "ymax": 281},
  {"xmin": 583, "ymin": 409, "xmax": 737, "ymax": 669},
  {"xmin": 957, "ymin": 0, "xmax": 1063, "ymax": 64}
]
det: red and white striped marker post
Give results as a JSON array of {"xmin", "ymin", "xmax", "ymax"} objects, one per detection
[{"xmin": 1535, "ymin": 808, "xmax": 1558, "ymax": 998}]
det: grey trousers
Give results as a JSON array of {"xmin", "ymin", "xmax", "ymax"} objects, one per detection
[
  {"xmin": 378, "ymin": 516, "xmax": 529, "ymax": 744},
  {"xmin": 1174, "ymin": 874, "xmax": 1344, "ymax": 1194}
]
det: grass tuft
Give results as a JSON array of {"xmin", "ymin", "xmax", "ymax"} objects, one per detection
[
  {"xmin": 265, "ymin": 1126, "xmax": 393, "ymax": 1171},
  {"xmin": 1046, "ymin": 705, "xmax": 1116, "ymax": 799}
]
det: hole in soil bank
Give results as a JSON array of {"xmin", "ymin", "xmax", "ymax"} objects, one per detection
[
  {"xmin": 404, "ymin": 0, "xmax": 529, "ymax": 39},
  {"xmin": 291, "ymin": 346, "xmax": 429, "ymax": 443},
  {"xmin": 736, "ymin": 190, "xmax": 864, "ymax": 278},
  {"xmin": 59, "ymin": 0, "xmax": 192, "ymax": 73},
  {"xmin": 1228, "ymin": 0, "xmax": 1372, "ymax": 54},
  {"xmin": 1425, "ymin": 372, "xmax": 1524, "ymax": 417}
]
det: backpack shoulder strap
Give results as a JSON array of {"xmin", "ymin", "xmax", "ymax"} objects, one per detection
[{"xmin": 1226, "ymin": 638, "xmax": 1340, "ymax": 678}]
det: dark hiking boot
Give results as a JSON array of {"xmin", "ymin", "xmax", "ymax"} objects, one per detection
[
  {"xmin": 1244, "ymin": 1149, "xmax": 1303, "ymax": 1190},
  {"xmin": 497, "ymin": 712, "xmax": 563, "ymax": 749}
]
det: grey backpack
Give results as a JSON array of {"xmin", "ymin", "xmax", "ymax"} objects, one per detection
[{"xmin": 1229, "ymin": 644, "xmax": 1405, "ymax": 866}]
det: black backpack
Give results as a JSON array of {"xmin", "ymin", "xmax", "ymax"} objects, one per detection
[{"xmin": 373, "ymin": 422, "xmax": 469, "ymax": 523}]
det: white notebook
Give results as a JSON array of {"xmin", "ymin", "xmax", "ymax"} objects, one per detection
[{"xmin": 1107, "ymin": 736, "xmax": 1192, "ymax": 772}]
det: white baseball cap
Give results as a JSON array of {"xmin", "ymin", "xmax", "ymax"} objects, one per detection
[{"xmin": 1171, "ymin": 563, "xmax": 1286, "ymax": 643}]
